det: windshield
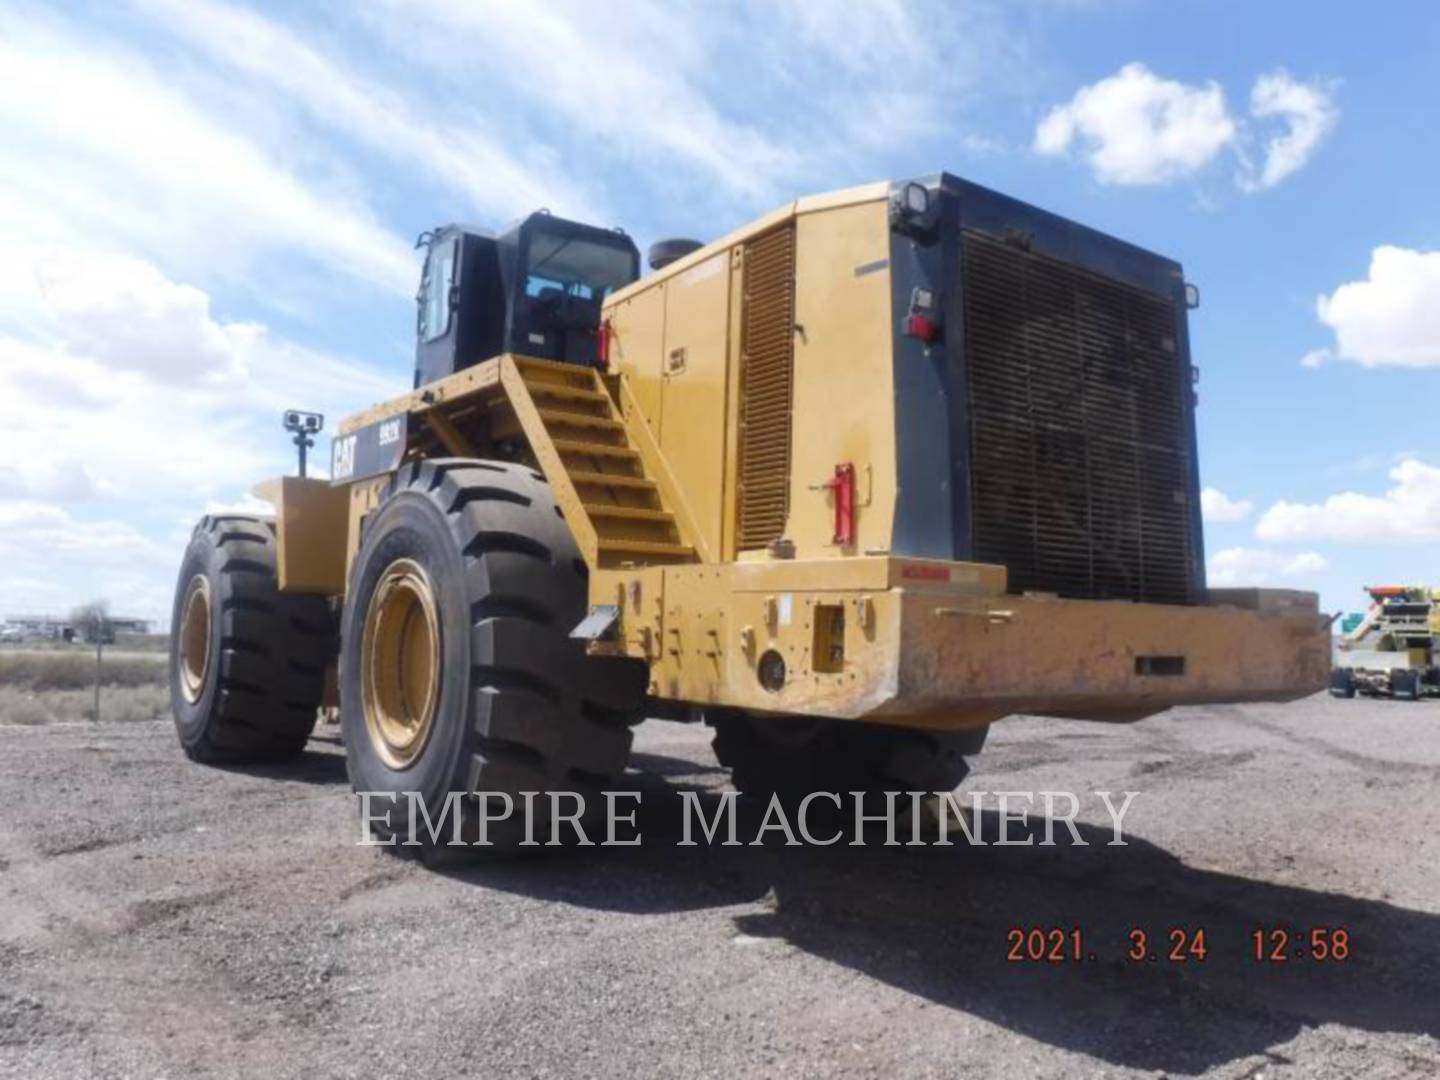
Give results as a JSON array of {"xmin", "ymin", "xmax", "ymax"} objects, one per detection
[{"xmin": 524, "ymin": 229, "xmax": 634, "ymax": 302}]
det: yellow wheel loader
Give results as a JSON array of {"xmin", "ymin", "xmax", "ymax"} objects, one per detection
[{"xmin": 168, "ymin": 174, "xmax": 1328, "ymax": 852}]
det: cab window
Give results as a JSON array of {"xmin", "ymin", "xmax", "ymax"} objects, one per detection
[
  {"xmin": 523, "ymin": 230, "xmax": 633, "ymax": 303},
  {"xmin": 419, "ymin": 237, "xmax": 458, "ymax": 343}
]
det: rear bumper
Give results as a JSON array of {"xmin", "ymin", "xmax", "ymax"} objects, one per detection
[
  {"xmin": 879, "ymin": 587, "xmax": 1329, "ymax": 730},
  {"xmin": 600, "ymin": 558, "xmax": 1329, "ymax": 730}
]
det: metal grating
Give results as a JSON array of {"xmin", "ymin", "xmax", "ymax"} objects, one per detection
[
  {"xmin": 961, "ymin": 231, "xmax": 1196, "ymax": 605},
  {"xmin": 736, "ymin": 225, "xmax": 797, "ymax": 550}
]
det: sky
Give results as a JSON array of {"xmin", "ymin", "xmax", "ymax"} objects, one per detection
[{"xmin": 1, "ymin": 0, "xmax": 1437, "ymax": 628}]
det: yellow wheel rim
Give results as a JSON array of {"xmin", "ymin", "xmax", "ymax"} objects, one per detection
[
  {"xmin": 361, "ymin": 558, "xmax": 442, "ymax": 770},
  {"xmin": 177, "ymin": 574, "xmax": 212, "ymax": 704}
]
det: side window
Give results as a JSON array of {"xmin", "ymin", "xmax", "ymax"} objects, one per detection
[{"xmin": 420, "ymin": 238, "xmax": 458, "ymax": 343}]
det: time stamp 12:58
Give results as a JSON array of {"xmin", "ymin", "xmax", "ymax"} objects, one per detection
[{"xmin": 1006, "ymin": 926, "xmax": 1352, "ymax": 964}]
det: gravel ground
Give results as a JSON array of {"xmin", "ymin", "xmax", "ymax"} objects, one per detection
[{"xmin": 1, "ymin": 696, "xmax": 1438, "ymax": 1079}]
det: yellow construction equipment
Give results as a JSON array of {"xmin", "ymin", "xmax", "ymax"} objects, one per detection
[
  {"xmin": 168, "ymin": 174, "xmax": 1328, "ymax": 851},
  {"xmin": 1331, "ymin": 585, "xmax": 1438, "ymax": 700}
]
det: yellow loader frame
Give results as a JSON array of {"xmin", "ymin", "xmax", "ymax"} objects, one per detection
[{"xmin": 258, "ymin": 181, "xmax": 1328, "ymax": 733}]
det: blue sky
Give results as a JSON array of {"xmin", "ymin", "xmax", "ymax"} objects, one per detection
[{"xmin": 1, "ymin": 0, "xmax": 1437, "ymax": 625}]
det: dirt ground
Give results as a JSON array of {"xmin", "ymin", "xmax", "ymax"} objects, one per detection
[{"xmin": 1, "ymin": 696, "xmax": 1438, "ymax": 1079}]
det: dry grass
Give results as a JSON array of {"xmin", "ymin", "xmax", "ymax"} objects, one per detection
[
  {"xmin": 115, "ymin": 634, "xmax": 170, "ymax": 653},
  {"xmin": 0, "ymin": 685, "xmax": 171, "ymax": 725},
  {"xmin": 0, "ymin": 650, "xmax": 167, "ymax": 691},
  {"xmin": 0, "ymin": 649, "xmax": 170, "ymax": 724}
]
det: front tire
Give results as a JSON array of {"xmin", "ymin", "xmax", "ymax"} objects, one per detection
[
  {"xmin": 169, "ymin": 515, "xmax": 333, "ymax": 762},
  {"xmin": 1328, "ymin": 669, "xmax": 1356, "ymax": 699},
  {"xmin": 341, "ymin": 459, "xmax": 647, "ymax": 856}
]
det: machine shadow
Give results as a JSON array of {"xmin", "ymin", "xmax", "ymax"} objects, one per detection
[
  {"xmin": 213, "ymin": 745, "xmax": 351, "ymax": 786},
  {"xmin": 626, "ymin": 750, "xmax": 729, "ymax": 780},
  {"xmin": 443, "ymin": 765, "xmax": 1440, "ymax": 1075}
]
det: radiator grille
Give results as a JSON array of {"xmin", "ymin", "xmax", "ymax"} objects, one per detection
[
  {"xmin": 736, "ymin": 225, "xmax": 796, "ymax": 551},
  {"xmin": 961, "ymin": 231, "xmax": 1196, "ymax": 604}
]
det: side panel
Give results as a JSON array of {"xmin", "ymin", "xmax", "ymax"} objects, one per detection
[
  {"xmin": 888, "ymin": 189, "xmax": 959, "ymax": 559},
  {"xmin": 253, "ymin": 476, "xmax": 351, "ymax": 594},
  {"xmin": 329, "ymin": 414, "xmax": 408, "ymax": 485},
  {"xmin": 659, "ymin": 251, "xmax": 733, "ymax": 560},
  {"xmin": 609, "ymin": 282, "xmax": 668, "ymax": 434},
  {"xmin": 786, "ymin": 199, "xmax": 896, "ymax": 559}
]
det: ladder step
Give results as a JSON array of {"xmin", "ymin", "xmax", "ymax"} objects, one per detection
[
  {"xmin": 514, "ymin": 355, "xmax": 601, "ymax": 380},
  {"xmin": 526, "ymin": 383, "xmax": 609, "ymax": 405},
  {"xmin": 570, "ymin": 471, "xmax": 656, "ymax": 490},
  {"xmin": 583, "ymin": 504, "xmax": 675, "ymax": 523},
  {"xmin": 537, "ymin": 408, "xmax": 623, "ymax": 432},
  {"xmin": 597, "ymin": 539, "xmax": 695, "ymax": 558},
  {"xmin": 554, "ymin": 439, "xmax": 639, "ymax": 460}
]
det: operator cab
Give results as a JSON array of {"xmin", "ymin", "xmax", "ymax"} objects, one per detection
[{"xmin": 414, "ymin": 211, "xmax": 639, "ymax": 388}]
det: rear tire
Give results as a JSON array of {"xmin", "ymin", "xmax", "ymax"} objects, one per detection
[
  {"xmin": 341, "ymin": 459, "xmax": 647, "ymax": 857},
  {"xmin": 708, "ymin": 711, "xmax": 985, "ymax": 803},
  {"xmin": 1391, "ymin": 669, "xmax": 1420, "ymax": 701},
  {"xmin": 169, "ymin": 515, "xmax": 334, "ymax": 763}
]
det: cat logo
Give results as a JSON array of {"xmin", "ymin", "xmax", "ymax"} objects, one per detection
[{"xmin": 332, "ymin": 434, "xmax": 357, "ymax": 481}]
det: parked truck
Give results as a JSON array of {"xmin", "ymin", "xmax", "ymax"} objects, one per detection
[
  {"xmin": 168, "ymin": 174, "xmax": 1329, "ymax": 852},
  {"xmin": 1331, "ymin": 585, "xmax": 1438, "ymax": 700}
]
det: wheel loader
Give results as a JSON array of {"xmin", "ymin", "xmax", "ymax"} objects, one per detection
[{"xmin": 169, "ymin": 174, "xmax": 1329, "ymax": 851}]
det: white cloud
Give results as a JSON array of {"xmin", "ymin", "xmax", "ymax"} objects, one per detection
[
  {"xmin": 764, "ymin": 4, "xmax": 1018, "ymax": 159},
  {"xmin": 1208, "ymin": 547, "xmax": 1328, "ymax": 587},
  {"xmin": 0, "ymin": 248, "xmax": 399, "ymax": 619},
  {"xmin": 0, "ymin": 9, "xmax": 415, "ymax": 299},
  {"xmin": 32, "ymin": 249, "xmax": 258, "ymax": 386},
  {"xmin": 1034, "ymin": 63, "xmax": 1236, "ymax": 185},
  {"xmin": 131, "ymin": 0, "xmax": 600, "ymax": 225},
  {"xmin": 0, "ymin": 461, "xmax": 104, "ymax": 504},
  {"xmin": 1037, "ymin": 63, "xmax": 1337, "ymax": 191},
  {"xmin": 1237, "ymin": 71, "xmax": 1339, "ymax": 192},
  {"xmin": 1200, "ymin": 487, "xmax": 1253, "ymax": 523},
  {"xmin": 0, "ymin": 500, "xmax": 176, "ymax": 620},
  {"xmin": 204, "ymin": 493, "xmax": 276, "ymax": 517},
  {"xmin": 371, "ymin": 0, "xmax": 1022, "ymax": 215},
  {"xmin": 1311, "ymin": 246, "xmax": 1440, "ymax": 368},
  {"xmin": 1256, "ymin": 458, "xmax": 1440, "ymax": 544},
  {"xmin": 0, "ymin": 334, "xmax": 390, "ymax": 515},
  {"xmin": 378, "ymin": 0, "xmax": 798, "ymax": 205}
]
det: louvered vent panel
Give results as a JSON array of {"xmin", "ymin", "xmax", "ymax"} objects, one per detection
[
  {"xmin": 961, "ymin": 231, "xmax": 1196, "ymax": 605},
  {"xmin": 736, "ymin": 225, "xmax": 796, "ymax": 551}
]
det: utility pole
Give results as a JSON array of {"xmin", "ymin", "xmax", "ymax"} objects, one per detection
[
  {"xmin": 71, "ymin": 600, "xmax": 111, "ymax": 723},
  {"xmin": 94, "ymin": 633, "xmax": 102, "ymax": 724}
]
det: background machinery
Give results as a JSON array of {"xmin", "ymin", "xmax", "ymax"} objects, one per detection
[
  {"xmin": 169, "ymin": 174, "xmax": 1330, "ymax": 853},
  {"xmin": 1331, "ymin": 585, "xmax": 1439, "ymax": 700}
]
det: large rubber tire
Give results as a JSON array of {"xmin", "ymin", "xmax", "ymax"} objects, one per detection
[
  {"xmin": 1391, "ymin": 669, "xmax": 1420, "ymax": 701},
  {"xmin": 169, "ymin": 515, "xmax": 334, "ymax": 763},
  {"xmin": 1328, "ymin": 669, "xmax": 1356, "ymax": 699},
  {"xmin": 708, "ymin": 712, "xmax": 986, "ymax": 802},
  {"xmin": 341, "ymin": 458, "xmax": 648, "ymax": 856}
]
